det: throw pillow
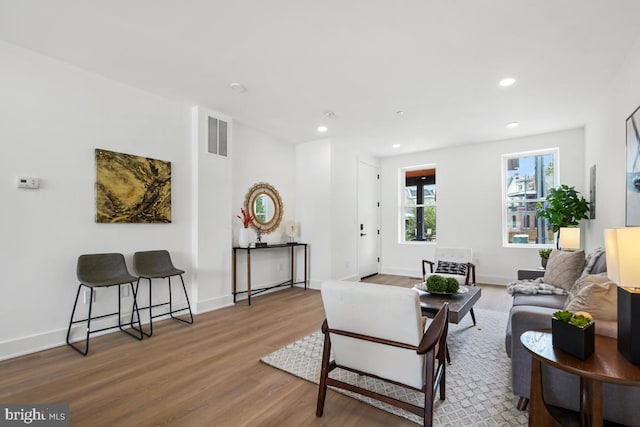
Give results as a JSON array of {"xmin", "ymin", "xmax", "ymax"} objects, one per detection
[
  {"xmin": 435, "ymin": 261, "xmax": 467, "ymax": 276},
  {"xmin": 565, "ymin": 280, "xmax": 617, "ymax": 321},
  {"xmin": 543, "ymin": 249, "xmax": 585, "ymax": 291},
  {"xmin": 581, "ymin": 247, "xmax": 607, "ymax": 276},
  {"xmin": 564, "ymin": 273, "xmax": 610, "ymax": 309}
]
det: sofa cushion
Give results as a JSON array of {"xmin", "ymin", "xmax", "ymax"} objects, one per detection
[
  {"xmin": 513, "ymin": 293, "xmax": 567, "ymax": 309},
  {"xmin": 582, "ymin": 246, "xmax": 607, "ymax": 276},
  {"xmin": 565, "ymin": 280, "xmax": 617, "ymax": 321},
  {"xmin": 543, "ymin": 249, "xmax": 585, "ymax": 291},
  {"xmin": 564, "ymin": 273, "xmax": 610, "ymax": 308}
]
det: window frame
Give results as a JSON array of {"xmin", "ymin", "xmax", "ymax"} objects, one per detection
[
  {"xmin": 399, "ymin": 164, "xmax": 437, "ymax": 245},
  {"xmin": 501, "ymin": 148, "xmax": 559, "ymax": 248}
]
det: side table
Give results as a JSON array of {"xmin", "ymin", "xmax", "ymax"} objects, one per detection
[{"xmin": 520, "ymin": 330, "xmax": 640, "ymax": 427}]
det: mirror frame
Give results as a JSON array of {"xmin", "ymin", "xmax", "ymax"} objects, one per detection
[{"xmin": 244, "ymin": 182, "xmax": 283, "ymax": 234}]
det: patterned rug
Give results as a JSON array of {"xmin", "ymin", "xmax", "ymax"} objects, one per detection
[{"xmin": 260, "ymin": 308, "xmax": 528, "ymax": 426}]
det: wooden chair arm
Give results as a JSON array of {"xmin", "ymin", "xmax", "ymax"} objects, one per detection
[
  {"xmin": 465, "ymin": 263, "xmax": 476, "ymax": 286},
  {"xmin": 421, "ymin": 259, "xmax": 435, "ymax": 279},
  {"xmin": 418, "ymin": 303, "xmax": 448, "ymax": 354}
]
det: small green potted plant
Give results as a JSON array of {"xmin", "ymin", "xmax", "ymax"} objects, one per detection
[
  {"xmin": 551, "ymin": 310, "xmax": 594, "ymax": 360},
  {"xmin": 539, "ymin": 248, "xmax": 552, "ymax": 268}
]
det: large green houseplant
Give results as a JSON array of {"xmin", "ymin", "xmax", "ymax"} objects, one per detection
[{"xmin": 536, "ymin": 184, "xmax": 590, "ymax": 232}]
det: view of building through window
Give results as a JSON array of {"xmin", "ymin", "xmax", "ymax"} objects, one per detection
[
  {"xmin": 402, "ymin": 167, "xmax": 436, "ymax": 242},
  {"xmin": 504, "ymin": 149, "xmax": 558, "ymax": 246}
]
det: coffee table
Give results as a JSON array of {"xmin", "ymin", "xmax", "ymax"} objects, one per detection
[{"xmin": 417, "ymin": 285, "xmax": 481, "ymax": 325}]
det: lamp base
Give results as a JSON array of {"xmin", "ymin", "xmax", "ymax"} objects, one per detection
[{"xmin": 618, "ymin": 286, "xmax": 640, "ymax": 364}]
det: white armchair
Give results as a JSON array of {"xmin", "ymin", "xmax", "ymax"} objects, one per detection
[{"xmin": 316, "ymin": 280, "xmax": 449, "ymax": 426}]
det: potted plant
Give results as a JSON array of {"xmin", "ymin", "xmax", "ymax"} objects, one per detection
[
  {"xmin": 237, "ymin": 208, "xmax": 255, "ymax": 248},
  {"xmin": 539, "ymin": 248, "xmax": 552, "ymax": 268},
  {"xmin": 551, "ymin": 310, "xmax": 594, "ymax": 359},
  {"xmin": 536, "ymin": 184, "xmax": 590, "ymax": 247}
]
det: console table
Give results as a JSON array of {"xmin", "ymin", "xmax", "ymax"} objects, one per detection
[
  {"xmin": 521, "ymin": 330, "xmax": 640, "ymax": 426},
  {"xmin": 232, "ymin": 243, "xmax": 308, "ymax": 305}
]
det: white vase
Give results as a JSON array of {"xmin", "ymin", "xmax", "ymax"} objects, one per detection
[{"xmin": 238, "ymin": 228, "xmax": 251, "ymax": 248}]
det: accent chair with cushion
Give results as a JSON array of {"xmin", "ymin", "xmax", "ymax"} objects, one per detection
[
  {"xmin": 422, "ymin": 247, "xmax": 476, "ymax": 325},
  {"xmin": 317, "ymin": 280, "xmax": 449, "ymax": 427},
  {"xmin": 422, "ymin": 247, "xmax": 476, "ymax": 286}
]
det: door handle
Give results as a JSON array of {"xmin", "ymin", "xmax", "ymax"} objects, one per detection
[{"xmin": 360, "ymin": 233, "xmax": 367, "ymax": 236}]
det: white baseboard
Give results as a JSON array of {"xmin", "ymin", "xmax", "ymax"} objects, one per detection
[{"xmin": 195, "ymin": 294, "xmax": 234, "ymax": 314}]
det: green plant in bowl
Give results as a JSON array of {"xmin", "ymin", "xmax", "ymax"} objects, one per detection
[
  {"xmin": 445, "ymin": 277, "xmax": 459, "ymax": 293},
  {"xmin": 426, "ymin": 275, "xmax": 448, "ymax": 293},
  {"xmin": 426, "ymin": 275, "xmax": 459, "ymax": 293}
]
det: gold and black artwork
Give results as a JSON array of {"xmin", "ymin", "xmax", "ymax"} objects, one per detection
[{"xmin": 95, "ymin": 149, "xmax": 171, "ymax": 223}]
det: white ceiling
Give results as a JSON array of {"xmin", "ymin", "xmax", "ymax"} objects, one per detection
[{"xmin": 2, "ymin": 0, "xmax": 640, "ymax": 157}]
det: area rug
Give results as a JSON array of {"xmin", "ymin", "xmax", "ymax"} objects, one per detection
[{"xmin": 260, "ymin": 308, "xmax": 528, "ymax": 426}]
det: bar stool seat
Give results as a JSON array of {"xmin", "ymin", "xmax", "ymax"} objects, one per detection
[
  {"xmin": 133, "ymin": 250, "xmax": 194, "ymax": 337},
  {"xmin": 66, "ymin": 253, "xmax": 143, "ymax": 356}
]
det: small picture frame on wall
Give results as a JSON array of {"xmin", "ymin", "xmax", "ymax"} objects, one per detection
[{"xmin": 626, "ymin": 105, "xmax": 640, "ymax": 226}]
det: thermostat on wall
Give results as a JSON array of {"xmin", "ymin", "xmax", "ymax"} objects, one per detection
[{"xmin": 17, "ymin": 176, "xmax": 39, "ymax": 189}]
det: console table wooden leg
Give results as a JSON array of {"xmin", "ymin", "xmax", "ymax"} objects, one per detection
[
  {"xmin": 290, "ymin": 246, "xmax": 294, "ymax": 288},
  {"xmin": 232, "ymin": 249, "xmax": 237, "ymax": 303},
  {"xmin": 529, "ymin": 358, "xmax": 562, "ymax": 427},
  {"xmin": 247, "ymin": 250, "xmax": 252, "ymax": 306},
  {"xmin": 304, "ymin": 245, "xmax": 308, "ymax": 289}
]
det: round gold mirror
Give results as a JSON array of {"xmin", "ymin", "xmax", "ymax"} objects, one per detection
[{"xmin": 244, "ymin": 182, "xmax": 283, "ymax": 234}]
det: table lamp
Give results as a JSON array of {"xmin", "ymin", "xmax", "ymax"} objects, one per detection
[
  {"xmin": 604, "ymin": 227, "xmax": 640, "ymax": 364},
  {"xmin": 559, "ymin": 227, "xmax": 580, "ymax": 250}
]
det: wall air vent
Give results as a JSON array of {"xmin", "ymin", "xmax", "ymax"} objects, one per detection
[{"xmin": 207, "ymin": 116, "xmax": 229, "ymax": 157}]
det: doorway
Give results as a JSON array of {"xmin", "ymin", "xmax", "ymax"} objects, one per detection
[{"xmin": 357, "ymin": 160, "xmax": 380, "ymax": 278}]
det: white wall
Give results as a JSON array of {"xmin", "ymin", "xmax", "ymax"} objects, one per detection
[
  {"xmin": 585, "ymin": 37, "xmax": 640, "ymax": 250},
  {"xmin": 379, "ymin": 128, "xmax": 585, "ymax": 285},
  {"xmin": 191, "ymin": 106, "xmax": 233, "ymax": 312},
  {"xmin": 295, "ymin": 139, "xmax": 362, "ymax": 287},
  {"xmin": 0, "ymin": 41, "xmax": 195, "ymax": 359},
  {"xmin": 231, "ymin": 123, "xmax": 298, "ymax": 295}
]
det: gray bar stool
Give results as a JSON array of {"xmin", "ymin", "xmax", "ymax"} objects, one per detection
[
  {"xmin": 133, "ymin": 250, "xmax": 194, "ymax": 337},
  {"xmin": 66, "ymin": 253, "xmax": 143, "ymax": 356}
]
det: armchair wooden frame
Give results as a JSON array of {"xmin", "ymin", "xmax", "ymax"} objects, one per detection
[{"xmin": 316, "ymin": 303, "xmax": 449, "ymax": 427}]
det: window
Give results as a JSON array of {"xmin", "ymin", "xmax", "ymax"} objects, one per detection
[
  {"xmin": 401, "ymin": 166, "xmax": 436, "ymax": 243},
  {"xmin": 502, "ymin": 149, "xmax": 558, "ymax": 247}
]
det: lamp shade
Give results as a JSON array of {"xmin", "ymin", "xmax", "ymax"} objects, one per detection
[
  {"xmin": 604, "ymin": 227, "xmax": 640, "ymax": 288},
  {"xmin": 559, "ymin": 227, "xmax": 581, "ymax": 250}
]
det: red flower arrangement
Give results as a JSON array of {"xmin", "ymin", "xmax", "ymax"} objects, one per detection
[{"xmin": 237, "ymin": 208, "xmax": 255, "ymax": 228}]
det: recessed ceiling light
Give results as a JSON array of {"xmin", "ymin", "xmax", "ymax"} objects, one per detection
[
  {"xmin": 507, "ymin": 122, "xmax": 519, "ymax": 129},
  {"xmin": 396, "ymin": 111, "xmax": 405, "ymax": 116},
  {"xmin": 392, "ymin": 144, "xmax": 401, "ymax": 148},
  {"xmin": 499, "ymin": 77, "xmax": 516, "ymax": 87},
  {"xmin": 317, "ymin": 125, "xmax": 328, "ymax": 133},
  {"xmin": 229, "ymin": 82, "xmax": 247, "ymax": 93}
]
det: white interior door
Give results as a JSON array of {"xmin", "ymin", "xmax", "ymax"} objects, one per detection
[{"xmin": 358, "ymin": 161, "xmax": 380, "ymax": 278}]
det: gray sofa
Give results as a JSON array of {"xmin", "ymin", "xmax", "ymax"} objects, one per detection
[{"xmin": 505, "ymin": 249, "xmax": 640, "ymax": 426}]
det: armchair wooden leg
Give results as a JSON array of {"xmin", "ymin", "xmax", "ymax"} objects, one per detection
[
  {"xmin": 517, "ymin": 396, "xmax": 529, "ymax": 411},
  {"xmin": 316, "ymin": 326, "xmax": 332, "ymax": 417}
]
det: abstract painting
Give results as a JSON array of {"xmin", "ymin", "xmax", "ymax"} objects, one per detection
[
  {"xmin": 626, "ymin": 105, "xmax": 640, "ymax": 226},
  {"xmin": 96, "ymin": 149, "xmax": 171, "ymax": 223}
]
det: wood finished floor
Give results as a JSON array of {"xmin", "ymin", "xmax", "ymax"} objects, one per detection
[{"xmin": 0, "ymin": 275, "xmax": 512, "ymax": 427}]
